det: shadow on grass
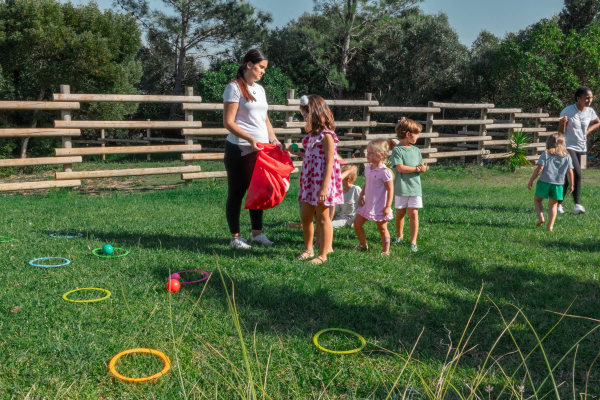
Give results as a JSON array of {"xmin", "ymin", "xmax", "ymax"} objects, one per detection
[
  {"xmin": 428, "ymin": 202, "xmax": 531, "ymax": 214},
  {"xmin": 73, "ymin": 228, "xmax": 307, "ymax": 257},
  {"xmin": 195, "ymin": 256, "xmax": 600, "ymax": 365},
  {"xmin": 540, "ymin": 238, "xmax": 600, "ymax": 253}
]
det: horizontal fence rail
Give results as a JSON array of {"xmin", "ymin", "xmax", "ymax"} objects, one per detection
[{"xmin": 0, "ymin": 87, "xmax": 561, "ymax": 191}]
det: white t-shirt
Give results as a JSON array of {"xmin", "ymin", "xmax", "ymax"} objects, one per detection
[
  {"xmin": 223, "ymin": 81, "xmax": 269, "ymax": 147},
  {"xmin": 560, "ymin": 104, "xmax": 598, "ymax": 152}
]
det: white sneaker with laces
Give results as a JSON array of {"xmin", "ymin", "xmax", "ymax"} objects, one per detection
[
  {"xmin": 251, "ymin": 233, "xmax": 274, "ymax": 247},
  {"xmin": 574, "ymin": 204, "xmax": 586, "ymax": 215},
  {"xmin": 230, "ymin": 237, "xmax": 251, "ymax": 249},
  {"xmin": 557, "ymin": 205, "xmax": 564, "ymax": 214}
]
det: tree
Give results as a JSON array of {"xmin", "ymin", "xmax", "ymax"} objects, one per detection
[
  {"xmin": 194, "ymin": 60, "xmax": 296, "ymax": 123},
  {"xmin": 461, "ymin": 30, "xmax": 502, "ymax": 103},
  {"xmin": 0, "ymin": 0, "xmax": 143, "ymax": 158},
  {"xmin": 365, "ymin": 12, "xmax": 468, "ymax": 106},
  {"xmin": 559, "ymin": 0, "xmax": 600, "ymax": 33},
  {"xmin": 115, "ymin": 0, "xmax": 272, "ymax": 118},
  {"xmin": 300, "ymin": 0, "xmax": 422, "ymax": 100},
  {"xmin": 493, "ymin": 21, "xmax": 600, "ymax": 112},
  {"xmin": 263, "ymin": 16, "xmax": 329, "ymax": 98}
]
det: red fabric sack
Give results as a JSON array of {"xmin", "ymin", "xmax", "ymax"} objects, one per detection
[{"xmin": 244, "ymin": 143, "xmax": 295, "ymax": 210}]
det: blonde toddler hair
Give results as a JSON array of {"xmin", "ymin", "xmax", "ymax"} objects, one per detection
[
  {"xmin": 341, "ymin": 164, "xmax": 357, "ymax": 184},
  {"xmin": 368, "ymin": 138, "xmax": 390, "ymax": 161},
  {"xmin": 545, "ymin": 133, "xmax": 568, "ymax": 157}
]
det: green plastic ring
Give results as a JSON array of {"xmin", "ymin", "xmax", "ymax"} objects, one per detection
[
  {"xmin": 91, "ymin": 248, "xmax": 130, "ymax": 259},
  {"xmin": 312, "ymin": 328, "xmax": 367, "ymax": 355},
  {"xmin": 62, "ymin": 288, "xmax": 111, "ymax": 303},
  {"xmin": 0, "ymin": 236, "xmax": 15, "ymax": 243}
]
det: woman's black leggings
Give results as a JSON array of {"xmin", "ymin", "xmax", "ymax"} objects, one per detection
[
  {"xmin": 559, "ymin": 149, "xmax": 584, "ymax": 205},
  {"xmin": 224, "ymin": 141, "xmax": 263, "ymax": 234}
]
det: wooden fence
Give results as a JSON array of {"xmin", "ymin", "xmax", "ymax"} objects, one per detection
[{"xmin": 0, "ymin": 87, "xmax": 560, "ymax": 192}]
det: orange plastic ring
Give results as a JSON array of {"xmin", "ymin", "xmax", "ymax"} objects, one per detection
[{"xmin": 108, "ymin": 348, "xmax": 170, "ymax": 382}]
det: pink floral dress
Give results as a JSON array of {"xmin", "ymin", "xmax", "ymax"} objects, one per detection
[{"xmin": 298, "ymin": 130, "xmax": 344, "ymax": 207}]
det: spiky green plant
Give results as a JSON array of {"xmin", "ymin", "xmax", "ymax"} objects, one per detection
[{"xmin": 504, "ymin": 130, "xmax": 532, "ymax": 172}]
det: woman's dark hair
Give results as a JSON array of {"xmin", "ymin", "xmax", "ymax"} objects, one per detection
[
  {"xmin": 575, "ymin": 86, "xmax": 593, "ymax": 102},
  {"xmin": 234, "ymin": 49, "xmax": 268, "ymax": 102}
]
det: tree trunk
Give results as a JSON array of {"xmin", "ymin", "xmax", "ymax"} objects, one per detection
[
  {"xmin": 170, "ymin": 25, "xmax": 188, "ymax": 120},
  {"xmin": 20, "ymin": 87, "xmax": 46, "ymax": 159},
  {"xmin": 334, "ymin": 0, "xmax": 355, "ymax": 119}
]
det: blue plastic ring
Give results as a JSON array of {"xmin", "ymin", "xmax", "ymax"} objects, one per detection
[
  {"xmin": 50, "ymin": 232, "xmax": 83, "ymax": 239},
  {"xmin": 29, "ymin": 257, "xmax": 71, "ymax": 268}
]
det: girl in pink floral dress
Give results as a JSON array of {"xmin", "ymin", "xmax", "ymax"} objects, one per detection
[{"xmin": 293, "ymin": 95, "xmax": 343, "ymax": 264}]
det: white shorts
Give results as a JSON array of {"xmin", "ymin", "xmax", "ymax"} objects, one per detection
[{"xmin": 395, "ymin": 196, "xmax": 423, "ymax": 209}]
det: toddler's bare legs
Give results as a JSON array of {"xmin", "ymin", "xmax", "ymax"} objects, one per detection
[
  {"xmin": 534, "ymin": 196, "xmax": 545, "ymax": 226},
  {"xmin": 407, "ymin": 208, "xmax": 419, "ymax": 245},
  {"xmin": 353, "ymin": 215, "xmax": 369, "ymax": 248},
  {"xmin": 547, "ymin": 198, "xmax": 558, "ymax": 231},
  {"xmin": 396, "ymin": 208, "xmax": 406, "ymax": 239},
  {"xmin": 376, "ymin": 221, "xmax": 390, "ymax": 254}
]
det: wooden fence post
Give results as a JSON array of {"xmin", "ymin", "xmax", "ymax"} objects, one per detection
[
  {"xmin": 425, "ymin": 102, "xmax": 434, "ymax": 152},
  {"xmin": 184, "ymin": 87, "xmax": 194, "ymax": 184},
  {"xmin": 60, "ymin": 85, "xmax": 73, "ymax": 172},
  {"xmin": 100, "ymin": 129, "xmax": 106, "ymax": 161},
  {"xmin": 146, "ymin": 119, "xmax": 151, "ymax": 161},
  {"xmin": 361, "ymin": 93, "xmax": 372, "ymax": 169},
  {"xmin": 508, "ymin": 112, "xmax": 516, "ymax": 155},
  {"xmin": 477, "ymin": 108, "xmax": 488, "ymax": 165},
  {"xmin": 285, "ymin": 89, "xmax": 295, "ymax": 145}
]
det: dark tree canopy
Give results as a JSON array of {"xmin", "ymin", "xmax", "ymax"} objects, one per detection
[{"xmin": 559, "ymin": 0, "xmax": 600, "ymax": 33}]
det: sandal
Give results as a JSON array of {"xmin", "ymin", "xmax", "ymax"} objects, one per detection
[
  {"xmin": 308, "ymin": 256, "xmax": 327, "ymax": 265},
  {"xmin": 353, "ymin": 245, "xmax": 369, "ymax": 251},
  {"xmin": 297, "ymin": 249, "xmax": 314, "ymax": 261}
]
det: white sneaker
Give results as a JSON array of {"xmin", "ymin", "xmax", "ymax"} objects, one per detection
[
  {"xmin": 574, "ymin": 204, "xmax": 586, "ymax": 215},
  {"xmin": 557, "ymin": 205, "xmax": 564, "ymax": 214},
  {"xmin": 230, "ymin": 237, "xmax": 251, "ymax": 249},
  {"xmin": 250, "ymin": 234, "xmax": 274, "ymax": 247}
]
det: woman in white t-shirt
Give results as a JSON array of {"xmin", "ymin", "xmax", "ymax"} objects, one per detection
[
  {"xmin": 222, "ymin": 49, "xmax": 282, "ymax": 249},
  {"xmin": 557, "ymin": 86, "xmax": 600, "ymax": 215}
]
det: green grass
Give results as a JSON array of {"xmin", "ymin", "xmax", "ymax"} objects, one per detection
[{"xmin": 1, "ymin": 159, "xmax": 600, "ymax": 399}]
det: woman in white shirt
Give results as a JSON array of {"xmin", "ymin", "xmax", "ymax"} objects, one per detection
[
  {"xmin": 222, "ymin": 49, "xmax": 282, "ymax": 249},
  {"xmin": 557, "ymin": 86, "xmax": 600, "ymax": 215}
]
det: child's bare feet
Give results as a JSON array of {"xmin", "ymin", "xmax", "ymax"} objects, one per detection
[
  {"xmin": 537, "ymin": 219, "xmax": 545, "ymax": 227},
  {"xmin": 288, "ymin": 223, "xmax": 303, "ymax": 229}
]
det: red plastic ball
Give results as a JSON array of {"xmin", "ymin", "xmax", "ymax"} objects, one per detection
[{"xmin": 166, "ymin": 279, "xmax": 181, "ymax": 293}]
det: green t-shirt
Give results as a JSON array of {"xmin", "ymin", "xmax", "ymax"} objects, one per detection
[{"xmin": 391, "ymin": 145, "xmax": 423, "ymax": 197}]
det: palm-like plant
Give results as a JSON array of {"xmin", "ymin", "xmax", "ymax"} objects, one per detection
[{"xmin": 504, "ymin": 130, "xmax": 532, "ymax": 172}]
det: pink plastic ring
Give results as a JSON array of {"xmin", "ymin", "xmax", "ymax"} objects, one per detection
[{"xmin": 170, "ymin": 270, "xmax": 209, "ymax": 284}]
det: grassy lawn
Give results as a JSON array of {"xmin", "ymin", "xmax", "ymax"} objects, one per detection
[{"xmin": 1, "ymin": 157, "xmax": 600, "ymax": 399}]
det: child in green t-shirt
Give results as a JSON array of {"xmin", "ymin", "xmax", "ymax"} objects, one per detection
[{"xmin": 390, "ymin": 118, "xmax": 427, "ymax": 252}]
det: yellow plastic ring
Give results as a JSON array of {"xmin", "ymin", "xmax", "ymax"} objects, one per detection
[
  {"xmin": 109, "ymin": 348, "xmax": 171, "ymax": 382},
  {"xmin": 312, "ymin": 328, "xmax": 367, "ymax": 355},
  {"xmin": 62, "ymin": 288, "xmax": 111, "ymax": 303}
]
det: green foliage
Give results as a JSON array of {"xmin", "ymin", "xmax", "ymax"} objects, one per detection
[
  {"xmin": 298, "ymin": 0, "xmax": 422, "ymax": 98},
  {"xmin": 0, "ymin": 0, "xmax": 143, "ymax": 157},
  {"xmin": 559, "ymin": 0, "xmax": 600, "ymax": 33},
  {"xmin": 367, "ymin": 12, "xmax": 469, "ymax": 106},
  {"xmin": 493, "ymin": 21, "xmax": 600, "ymax": 113},
  {"xmin": 504, "ymin": 131, "xmax": 532, "ymax": 172},
  {"xmin": 263, "ymin": 19, "xmax": 329, "ymax": 98},
  {"xmin": 116, "ymin": 0, "xmax": 272, "ymax": 121},
  {"xmin": 194, "ymin": 61, "xmax": 296, "ymax": 122}
]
